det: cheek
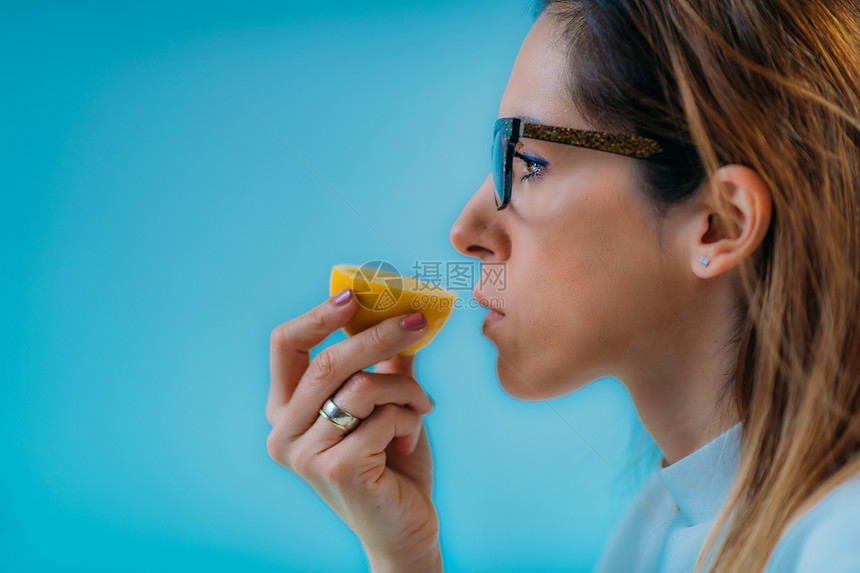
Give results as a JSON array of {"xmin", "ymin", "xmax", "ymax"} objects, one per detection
[{"xmin": 497, "ymin": 165, "xmax": 674, "ymax": 397}]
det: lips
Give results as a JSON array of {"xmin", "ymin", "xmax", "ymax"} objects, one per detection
[{"xmin": 473, "ymin": 287, "xmax": 506, "ymax": 315}]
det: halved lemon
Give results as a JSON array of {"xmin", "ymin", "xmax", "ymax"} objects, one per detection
[{"xmin": 330, "ymin": 262, "xmax": 457, "ymax": 356}]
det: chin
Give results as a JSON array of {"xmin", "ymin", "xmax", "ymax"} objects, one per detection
[
  {"xmin": 496, "ymin": 357, "xmax": 596, "ymax": 401},
  {"xmin": 496, "ymin": 359, "xmax": 555, "ymax": 400}
]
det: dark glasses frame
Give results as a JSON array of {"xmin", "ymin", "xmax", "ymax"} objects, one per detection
[{"xmin": 492, "ymin": 117, "xmax": 665, "ymax": 210}]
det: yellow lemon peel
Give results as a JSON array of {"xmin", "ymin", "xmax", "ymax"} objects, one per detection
[{"xmin": 330, "ymin": 263, "xmax": 457, "ymax": 356}]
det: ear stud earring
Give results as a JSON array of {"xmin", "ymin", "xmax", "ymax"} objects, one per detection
[{"xmin": 699, "ymin": 257, "xmax": 710, "ymax": 267}]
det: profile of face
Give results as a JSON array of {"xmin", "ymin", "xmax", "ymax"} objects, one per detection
[{"xmin": 449, "ymin": 15, "xmax": 698, "ymax": 400}]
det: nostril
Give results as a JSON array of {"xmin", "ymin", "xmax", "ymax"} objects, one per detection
[{"xmin": 467, "ymin": 245, "xmax": 493, "ymax": 257}]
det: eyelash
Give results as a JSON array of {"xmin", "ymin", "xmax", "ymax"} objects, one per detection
[{"xmin": 513, "ymin": 151, "xmax": 548, "ymax": 182}]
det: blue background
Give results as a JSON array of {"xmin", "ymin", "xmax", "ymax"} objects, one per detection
[{"xmin": 1, "ymin": 1, "xmax": 659, "ymax": 571}]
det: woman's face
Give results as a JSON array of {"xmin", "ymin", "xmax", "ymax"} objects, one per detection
[{"xmin": 450, "ymin": 15, "xmax": 692, "ymax": 400}]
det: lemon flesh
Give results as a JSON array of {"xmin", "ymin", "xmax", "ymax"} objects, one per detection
[{"xmin": 330, "ymin": 263, "xmax": 457, "ymax": 356}]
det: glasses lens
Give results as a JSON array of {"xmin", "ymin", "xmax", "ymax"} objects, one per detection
[{"xmin": 491, "ymin": 125, "xmax": 508, "ymax": 208}]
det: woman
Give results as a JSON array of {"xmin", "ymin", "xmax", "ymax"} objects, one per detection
[{"xmin": 265, "ymin": 0, "xmax": 860, "ymax": 571}]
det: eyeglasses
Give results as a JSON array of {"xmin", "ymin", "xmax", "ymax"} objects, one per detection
[{"xmin": 491, "ymin": 117, "xmax": 665, "ymax": 210}]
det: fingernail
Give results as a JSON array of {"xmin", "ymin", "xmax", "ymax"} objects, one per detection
[
  {"xmin": 400, "ymin": 312, "xmax": 426, "ymax": 331},
  {"xmin": 331, "ymin": 288, "xmax": 352, "ymax": 306}
]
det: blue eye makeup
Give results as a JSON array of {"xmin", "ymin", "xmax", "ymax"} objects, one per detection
[{"xmin": 512, "ymin": 151, "xmax": 549, "ymax": 182}]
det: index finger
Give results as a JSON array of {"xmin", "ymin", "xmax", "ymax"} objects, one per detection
[
  {"xmin": 280, "ymin": 312, "xmax": 428, "ymax": 436},
  {"xmin": 267, "ymin": 288, "xmax": 357, "ymax": 424}
]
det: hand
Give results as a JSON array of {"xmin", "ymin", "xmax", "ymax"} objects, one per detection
[{"xmin": 266, "ymin": 288, "xmax": 443, "ymax": 572}]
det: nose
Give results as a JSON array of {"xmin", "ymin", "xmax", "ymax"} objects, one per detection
[{"xmin": 449, "ymin": 174, "xmax": 511, "ymax": 262}]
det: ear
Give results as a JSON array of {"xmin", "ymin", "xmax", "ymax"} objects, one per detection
[{"xmin": 690, "ymin": 165, "xmax": 772, "ymax": 278}]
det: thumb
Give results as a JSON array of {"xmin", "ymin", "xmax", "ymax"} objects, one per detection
[{"xmin": 373, "ymin": 353, "xmax": 415, "ymax": 377}]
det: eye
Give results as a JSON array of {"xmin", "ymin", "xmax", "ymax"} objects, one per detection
[{"xmin": 512, "ymin": 151, "xmax": 548, "ymax": 182}]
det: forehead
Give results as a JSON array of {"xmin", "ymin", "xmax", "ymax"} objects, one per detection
[{"xmin": 498, "ymin": 15, "xmax": 587, "ymax": 130}]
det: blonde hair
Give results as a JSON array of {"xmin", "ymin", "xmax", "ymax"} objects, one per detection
[{"xmin": 537, "ymin": 0, "xmax": 860, "ymax": 570}]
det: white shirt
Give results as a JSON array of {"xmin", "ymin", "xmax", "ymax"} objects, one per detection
[{"xmin": 594, "ymin": 423, "xmax": 860, "ymax": 572}]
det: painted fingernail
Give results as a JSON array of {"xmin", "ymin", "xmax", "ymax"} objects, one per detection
[
  {"xmin": 331, "ymin": 288, "xmax": 352, "ymax": 306},
  {"xmin": 400, "ymin": 313, "xmax": 426, "ymax": 331}
]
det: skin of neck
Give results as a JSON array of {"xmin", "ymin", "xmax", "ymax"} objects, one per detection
[{"xmin": 619, "ymin": 270, "xmax": 742, "ymax": 466}]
